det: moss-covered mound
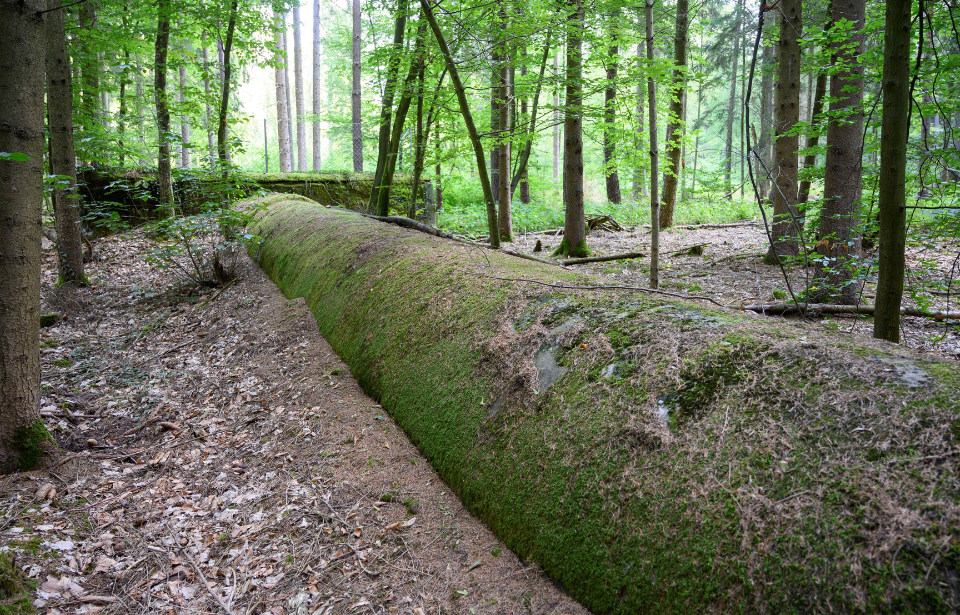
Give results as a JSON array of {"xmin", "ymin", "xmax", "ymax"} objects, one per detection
[{"xmin": 250, "ymin": 194, "xmax": 960, "ymax": 614}]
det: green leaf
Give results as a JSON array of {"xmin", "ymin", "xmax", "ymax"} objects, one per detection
[{"xmin": 0, "ymin": 151, "xmax": 29, "ymax": 162}]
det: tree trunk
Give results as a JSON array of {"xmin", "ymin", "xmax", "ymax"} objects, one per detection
[
  {"xmin": 420, "ymin": 0, "xmax": 498, "ymax": 246},
  {"xmin": 313, "ymin": 0, "xmax": 322, "ymax": 171},
  {"xmin": 368, "ymin": 0, "xmax": 407, "ymax": 213},
  {"xmin": 351, "ymin": 0, "xmax": 363, "ymax": 172},
  {"xmin": 79, "ymin": 2, "xmax": 100, "ymax": 133},
  {"xmin": 155, "ymin": 0, "xmax": 174, "ymax": 209},
  {"xmin": 555, "ymin": 0, "xmax": 587, "ymax": 258},
  {"xmin": 46, "ymin": 0, "xmax": 85, "ymax": 285},
  {"xmin": 410, "ymin": 62, "xmax": 426, "ymax": 218},
  {"xmin": 283, "ymin": 18, "xmax": 295, "ymax": 166},
  {"xmin": 603, "ymin": 11, "xmax": 622, "ymax": 204},
  {"xmin": 0, "ymin": 0, "xmax": 45, "ymax": 470},
  {"xmin": 490, "ymin": 45, "xmax": 501, "ymax": 207},
  {"xmin": 274, "ymin": 11, "xmax": 292, "ymax": 172},
  {"xmin": 497, "ymin": 3, "xmax": 513, "ymax": 242},
  {"xmin": 553, "ymin": 51, "xmax": 560, "ymax": 182},
  {"xmin": 178, "ymin": 24, "xmax": 190, "ymax": 170},
  {"xmin": 659, "ymin": 0, "xmax": 688, "ymax": 228},
  {"xmin": 796, "ymin": 70, "xmax": 827, "ymax": 205},
  {"xmin": 633, "ymin": 42, "xmax": 646, "ymax": 200},
  {"xmin": 136, "ymin": 56, "xmax": 148, "ymax": 167},
  {"xmin": 646, "ymin": 0, "xmax": 660, "ymax": 288},
  {"xmin": 758, "ymin": 16, "xmax": 775, "ymax": 197},
  {"xmin": 118, "ymin": 49, "xmax": 128, "ymax": 167},
  {"xmin": 511, "ymin": 39, "xmax": 550, "ymax": 198},
  {"xmin": 216, "ymin": 0, "xmax": 238, "ymax": 169},
  {"xmin": 873, "ymin": 0, "xmax": 911, "ymax": 342},
  {"xmin": 377, "ymin": 21, "xmax": 425, "ymax": 217},
  {"xmin": 813, "ymin": 0, "xmax": 865, "ymax": 305},
  {"xmin": 519, "ymin": 60, "xmax": 530, "ymax": 204},
  {"xmin": 202, "ymin": 35, "xmax": 216, "ymax": 168},
  {"xmin": 293, "ymin": 4, "xmax": 307, "ymax": 172},
  {"xmin": 723, "ymin": 2, "xmax": 742, "ymax": 196},
  {"xmin": 765, "ymin": 0, "xmax": 802, "ymax": 261}
]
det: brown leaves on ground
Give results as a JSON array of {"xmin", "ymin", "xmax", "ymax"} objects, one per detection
[{"xmin": 1, "ymin": 230, "xmax": 588, "ymax": 615}]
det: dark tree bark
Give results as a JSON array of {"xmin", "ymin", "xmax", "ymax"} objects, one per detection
[
  {"xmin": 409, "ymin": 61, "xmax": 426, "ymax": 218},
  {"xmin": 796, "ymin": 70, "xmax": 826, "ymax": 206},
  {"xmin": 660, "ymin": 0, "xmax": 689, "ymax": 228},
  {"xmin": 766, "ymin": 0, "xmax": 803, "ymax": 261},
  {"xmin": 0, "ymin": 0, "xmax": 45, "ymax": 470},
  {"xmin": 293, "ymin": 4, "xmax": 307, "ymax": 172},
  {"xmin": 369, "ymin": 0, "xmax": 407, "ymax": 213},
  {"xmin": 603, "ymin": 9, "xmax": 622, "ymax": 204},
  {"xmin": 351, "ymin": 0, "xmax": 363, "ymax": 171},
  {"xmin": 313, "ymin": 0, "xmax": 322, "ymax": 171},
  {"xmin": 758, "ymin": 16, "xmax": 775, "ymax": 197},
  {"xmin": 497, "ymin": 2, "xmax": 512, "ymax": 242},
  {"xmin": 646, "ymin": 0, "xmax": 659, "ymax": 288},
  {"xmin": 813, "ymin": 0, "xmax": 866, "ymax": 305},
  {"xmin": 216, "ymin": 0, "xmax": 238, "ymax": 168},
  {"xmin": 419, "ymin": 0, "xmax": 499, "ymax": 247},
  {"xmin": 46, "ymin": 0, "xmax": 85, "ymax": 284},
  {"xmin": 553, "ymin": 0, "xmax": 588, "ymax": 258},
  {"xmin": 490, "ymin": 46, "xmax": 500, "ymax": 206},
  {"xmin": 874, "ymin": 0, "xmax": 912, "ymax": 342},
  {"xmin": 155, "ymin": 0, "xmax": 174, "ymax": 209}
]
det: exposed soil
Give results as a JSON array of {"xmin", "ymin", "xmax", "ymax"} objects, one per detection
[
  {"xmin": 0, "ymin": 231, "xmax": 589, "ymax": 615},
  {"xmin": 511, "ymin": 221, "xmax": 960, "ymax": 362}
]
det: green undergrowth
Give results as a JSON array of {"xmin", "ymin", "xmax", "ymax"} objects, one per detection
[
  {"xmin": 250, "ymin": 195, "xmax": 960, "ymax": 614},
  {"xmin": 0, "ymin": 554, "xmax": 35, "ymax": 614}
]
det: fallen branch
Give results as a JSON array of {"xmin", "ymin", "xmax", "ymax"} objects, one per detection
[
  {"xmin": 562, "ymin": 251, "xmax": 647, "ymax": 266},
  {"xmin": 738, "ymin": 302, "xmax": 960, "ymax": 321},
  {"xmin": 501, "ymin": 249, "xmax": 565, "ymax": 267},
  {"xmin": 669, "ymin": 244, "xmax": 706, "ymax": 257},
  {"xmin": 681, "ymin": 221, "xmax": 760, "ymax": 230}
]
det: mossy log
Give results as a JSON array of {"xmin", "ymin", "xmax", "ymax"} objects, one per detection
[{"xmin": 250, "ymin": 194, "xmax": 960, "ymax": 614}]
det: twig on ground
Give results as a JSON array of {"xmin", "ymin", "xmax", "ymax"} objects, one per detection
[
  {"xmin": 562, "ymin": 251, "xmax": 647, "ymax": 266},
  {"xmin": 737, "ymin": 302, "xmax": 960, "ymax": 321}
]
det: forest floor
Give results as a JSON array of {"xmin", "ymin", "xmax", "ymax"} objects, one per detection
[
  {"xmin": 2, "ymin": 218, "xmax": 957, "ymax": 614},
  {"xmin": 1, "ymin": 232, "xmax": 590, "ymax": 615},
  {"xmin": 512, "ymin": 220, "xmax": 960, "ymax": 362}
]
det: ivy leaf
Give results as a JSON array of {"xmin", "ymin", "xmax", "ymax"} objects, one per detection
[{"xmin": 0, "ymin": 152, "xmax": 29, "ymax": 162}]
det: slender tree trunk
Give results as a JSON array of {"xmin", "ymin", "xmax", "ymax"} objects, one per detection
[
  {"xmin": 646, "ymin": 0, "xmax": 660, "ymax": 289},
  {"xmin": 293, "ymin": 4, "xmax": 307, "ymax": 172},
  {"xmin": 313, "ymin": 0, "xmax": 322, "ymax": 171},
  {"xmin": 274, "ymin": 11, "xmax": 292, "ymax": 172},
  {"xmin": 410, "ymin": 62, "xmax": 426, "ymax": 218},
  {"xmin": 0, "ymin": 0, "xmax": 45, "ymax": 469},
  {"xmin": 155, "ymin": 0, "xmax": 174, "ymax": 209},
  {"xmin": 369, "ymin": 0, "xmax": 407, "ymax": 212},
  {"xmin": 79, "ymin": 2, "xmax": 100, "ymax": 132},
  {"xmin": 724, "ymin": 1, "xmax": 742, "ymax": 196},
  {"xmin": 758, "ymin": 17, "xmax": 775, "ymax": 197},
  {"xmin": 603, "ymin": 10, "xmax": 622, "ymax": 204},
  {"xmin": 202, "ymin": 35, "xmax": 216, "ymax": 167},
  {"xmin": 814, "ymin": 0, "xmax": 865, "ymax": 304},
  {"xmin": 633, "ymin": 42, "xmax": 646, "ymax": 200},
  {"xmin": 118, "ymin": 49, "xmax": 128, "ymax": 167},
  {"xmin": 766, "ymin": 0, "xmax": 803, "ymax": 260},
  {"xmin": 553, "ymin": 51, "xmax": 560, "ymax": 181},
  {"xmin": 490, "ymin": 46, "xmax": 500, "ymax": 206},
  {"xmin": 555, "ymin": 0, "xmax": 588, "ymax": 258},
  {"xmin": 797, "ymin": 70, "xmax": 827, "ymax": 205},
  {"xmin": 378, "ymin": 21, "xmax": 425, "ymax": 216},
  {"xmin": 217, "ymin": 38, "xmax": 231, "ymax": 164},
  {"xmin": 46, "ymin": 0, "xmax": 84, "ymax": 284},
  {"xmin": 511, "ymin": 40, "xmax": 550, "ymax": 196},
  {"xmin": 178, "ymin": 23, "xmax": 190, "ymax": 169},
  {"xmin": 497, "ymin": 2, "xmax": 513, "ymax": 241},
  {"xmin": 216, "ymin": 0, "xmax": 238, "ymax": 168},
  {"xmin": 519, "ymin": 60, "xmax": 530, "ymax": 204},
  {"xmin": 283, "ymin": 17, "xmax": 295, "ymax": 166},
  {"xmin": 419, "ymin": 0, "xmax": 499, "ymax": 247},
  {"xmin": 873, "ymin": 0, "xmax": 912, "ymax": 342},
  {"xmin": 660, "ymin": 0, "xmax": 688, "ymax": 228},
  {"xmin": 351, "ymin": 0, "xmax": 363, "ymax": 172},
  {"xmin": 136, "ymin": 56, "xmax": 148, "ymax": 166},
  {"xmin": 435, "ymin": 160, "xmax": 443, "ymax": 208}
]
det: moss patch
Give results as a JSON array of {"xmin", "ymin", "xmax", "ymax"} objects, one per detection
[
  {"xmin": 0, "ymin": 554, "xmax": 33, "ymax": 615},
  {"xmin": 13, "ymin": 420, "xmax": 53, "ymax": 470}
]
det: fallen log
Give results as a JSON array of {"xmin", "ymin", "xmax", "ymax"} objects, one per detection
[
  {"xmin": 740, "ymin": 301, "xmax": 960, "ymax": 321},
  {"xmin": 249, "ymin": 194, "xmax": 960, "ymax": 615},
  {"xmin": 562, "ymin": 250, "xmax": 647, "ymax": 266}
]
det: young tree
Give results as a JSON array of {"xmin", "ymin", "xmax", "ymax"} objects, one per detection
[
  {"xmin": 369, "ymin": 0, "xmax": 407, "ymax": 213},
  {"xmin": 46, "ymin": 0, "xmax": 85, "ymax": 284},
  {"xmin": 633, "ymin": 41, "xmax": 645, "ymax": 200},
  {"xmin": 216, "ymin": 0, "xmax": 238, "ymax": 167},
  {"xmin": 603, "ymin": 8, "xmax": 622, "ymax": 204},
  {"xmin": 553, "ymin": 51, "xmax": 560, "ymax": 181},
  {"xmin": 274, "ymin": 10, "xmax": 293, "ymax": 172},
  {"xmin": 293, "ymin": 3, "xmax": 307, "ymax": 172},
  {"xmin": 155, "ymin": 0, "xmax": 174, "ymax": 208},
  {"xmin": 0, "ymin": 0, "xmax": 46, "ymax": 470},
  {"xmin": 202, "ymin": 34, "xmax": 216, "ymax": 167},
  {"xmin": 646, "ymin": 0, "xmax": 659, "ymax": 288},
  {"xmin": 313, "ymin": 0, "xmax": 322, "ymax": 171},
  {"xmin": 813, "ymin": 0, "xmax": 866, "ymax": 304},
  {"xmin": 554, "ymin": 0, "xmax": 588, "ymax": 258},
  {"xmin": 766, "ymin": 0, "xmax": 802, "ymax": 260},
  {"xmin": 659, "ymin": 0, "xmax": 689, "ymax": 228},
  {"xmin": 724, "ymin": 0, "xmax": 742, "ymax": 196},
  {"xmin": 873, "ymin": 0, "xmax": 912, "ymax": 342},
  {"xmin": 497, "ymin": 1, "xmax": 513, "ymax": 242},
  {"xmin": 351, "ymin": 0, "xmax": 363, "ymax": 172}
]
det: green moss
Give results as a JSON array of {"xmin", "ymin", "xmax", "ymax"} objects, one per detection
[
  {"xmin": 39, "ymin": 314, "xmax": 58, "ymax": 328},
  {"xmin": 551, "ymin": 237, "xmax": 571, "ymax": 257},
  {"xmin": 12, "ymin": 420, "xmax": 52, "ymax": 470},
  {"xmin": 0, "ymin": 553, "xmax": 33, "ymax": 615},
  {"xmin": 51, "ymin": 358, "xmax": 72, "ymax": 368}
]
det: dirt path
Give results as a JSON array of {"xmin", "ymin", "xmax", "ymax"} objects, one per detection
[{"xmin": 1, "ymin": 232, "xmax": 588, "ymax": 615}]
